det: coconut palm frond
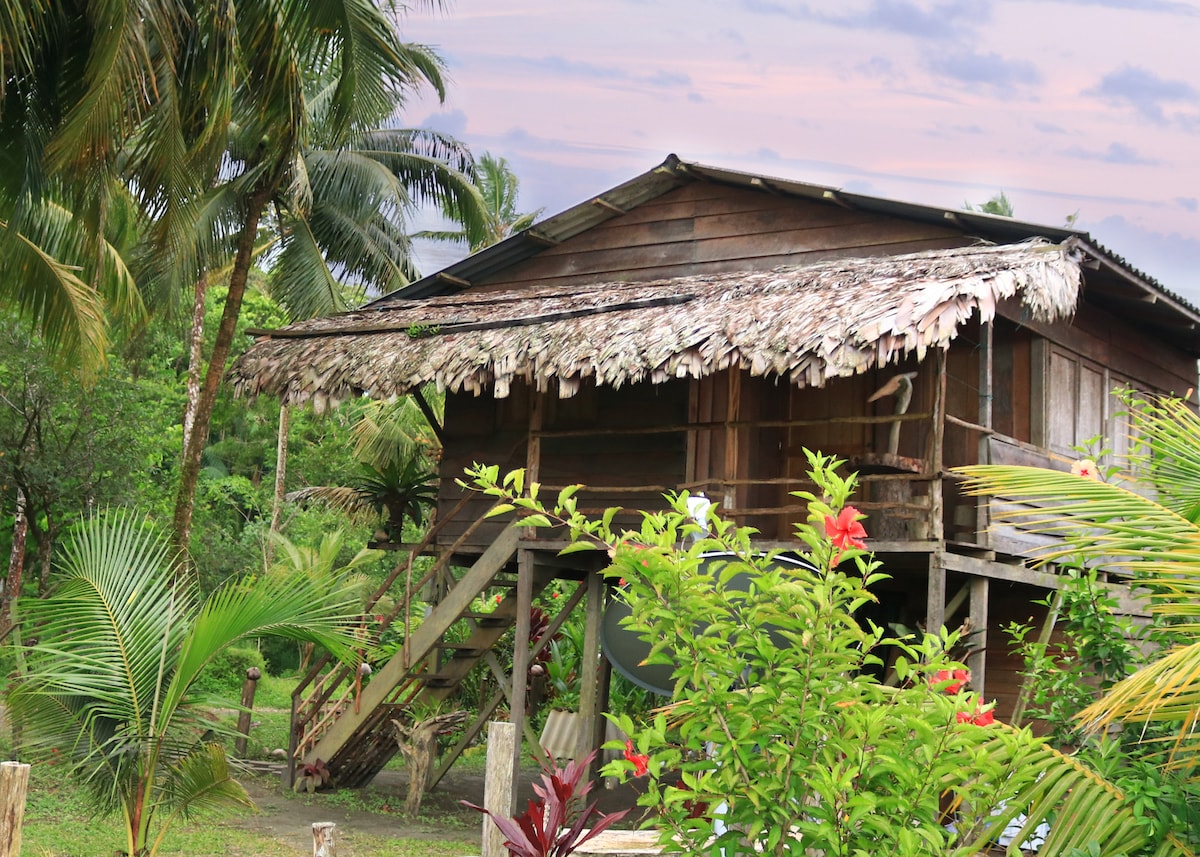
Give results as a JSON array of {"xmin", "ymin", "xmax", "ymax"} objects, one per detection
[
  {"xmin": 1123, "ymin": 393, "xmax": 1200, "ymax": 523},
  {"xmin": 285, "ymin": 485, "xmax": 381, "ymax": 523},
  {"xmin": 956, "ymin": 465, "xmax": 1200, "ymax": 604},
  {"xmin": 960, "ymin": 725, "xmax": 1189, "ymax": 857}
]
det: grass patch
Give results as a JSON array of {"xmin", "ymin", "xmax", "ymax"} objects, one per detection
[{"xmin": 20, "ymin": 760, "xmax": 478, "ymax": 857}]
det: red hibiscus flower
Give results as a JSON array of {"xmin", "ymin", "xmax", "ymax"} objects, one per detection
[
  {"xmin": 624, "ymin": 740, "xmax": 649, "ymax": 777},
  {"xmin": 930, "ymin": 668, "xmax": 970, "ymax": 695},
  {"xmin": 824, "ymin": 506, "xmax": 867, "ymax": 562},
  {"xmin": 957, "ymin": 701, "xmax": 995, "ymax": 726}
]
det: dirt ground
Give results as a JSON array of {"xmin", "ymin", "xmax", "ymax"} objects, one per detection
[{"xmin": 224, "ymin": 762, "xmax": 649, "ymax": 855}]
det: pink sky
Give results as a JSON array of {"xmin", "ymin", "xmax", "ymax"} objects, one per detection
[{"xmin": 400, "ymin": 0, "xmax": 1200, "ymax": 302}]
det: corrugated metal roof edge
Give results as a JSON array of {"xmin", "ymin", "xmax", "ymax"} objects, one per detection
[{"xmin": 369, "ymin": 154, "xmax": 1200, "ymax": 327}]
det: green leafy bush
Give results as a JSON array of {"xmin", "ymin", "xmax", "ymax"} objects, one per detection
[
  {"xmin": 465, "ymin": 451, "xmax": 1167, "ymax": 857},
  {"xmin": 192, "ymin": 645, "xmax": 269, "ymax": 697}
]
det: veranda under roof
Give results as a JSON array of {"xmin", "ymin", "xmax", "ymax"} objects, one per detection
[{"xmin": 230, "ymin": 239, "xmax": 1083, "ymax": 412}]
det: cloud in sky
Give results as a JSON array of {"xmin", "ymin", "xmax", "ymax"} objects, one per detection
[
  {"xmin": 924, "ymin": 50, "xmax": 1042, "ymax": 92},
  {"xmin": 1086, "ymin": 214, "xmax": 1200, "ymax": 299},
  {"xmin": 1061, "ymin": 142, "xmax": 1160, "ymax": 166},
  {"xmin": 419, "ymin": 108, "xmax": 469, "ymax": 138},
  {"xmin": 1049, "ymin": 0, "xmax": 1199, "ymax": 15},
  {"xmin": 742, "ymin": 0, "xmax": 992, "ymax": 39},
  {"xmin": 495, "ymin": 54, "xmax": 693, "ymax": 90},
  {"xmin": 1177, "ymin": 197, "xmax": 1199, "ymax": 213},
  {"xmin": 1085, "ymin": 65, "xmax": 1200, "ymax": 125}
]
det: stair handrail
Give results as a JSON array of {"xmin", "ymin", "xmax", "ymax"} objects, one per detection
[{"xmin": 287, "ymin": 496, "xmax": 514, "ymax": 772}]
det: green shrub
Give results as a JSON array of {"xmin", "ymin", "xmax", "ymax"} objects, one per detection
[{"xmin": 193, "ymin": 645, "xmax": 268, "ymax": 697}]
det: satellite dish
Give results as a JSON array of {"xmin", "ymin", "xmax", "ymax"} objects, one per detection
[{"xmin": 600, "ymin": 551, "xmax": 815, "ymax": 696}]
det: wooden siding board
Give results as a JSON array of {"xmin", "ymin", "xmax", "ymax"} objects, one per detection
[
  {"xmin": 999, "ymin": 298, "xmax": 1197, "ymax": 396},
  {"xmin": 486, "ymin": 220, "xmax": 966, "ymax": 284},
  {"xmin": 477, "ymin": 237, "xmax": 970, "ymax": 292},
  {"xmin": 543, "ymin": 203, "xmax": 887, "ymax": 255}
]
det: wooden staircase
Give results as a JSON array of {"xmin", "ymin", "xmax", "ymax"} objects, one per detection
[{"xmin": 287, "ymin": 513, "xmax": 549, "ymax": 788}]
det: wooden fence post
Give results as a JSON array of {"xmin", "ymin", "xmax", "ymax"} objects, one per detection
[
  {"xmin": 235, "ymin": 667, "xmax": 261, "ymax": 757},
  {"xmin": 312, "ymin": 822, "xmax": 336, "ymax": 857},
  {"xmin": 482, "ymin": 721, "xmax": 516, "ymax": 857},
  {"xmin": 0, "ymin": 761, "xmax": 31, "ymax": 857}
]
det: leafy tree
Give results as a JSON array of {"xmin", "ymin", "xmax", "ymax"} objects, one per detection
[
  {"xmin": 0, "ymin": 316, "xmax": 180, "ymax": 629},
  {"xmin": 420, "ymin": 151, "xmax": 543, "ymax": 252},
  {"xmin": 964, "ymin": 191, "xmax": 1014, "ymax": 217},
  {"xmin": 6, "ymin": 509, "xmax": 369, "ymax": 857},
  {"xmin": 169, "ymin": 4, "xmax": 486, "ymax": 557}
]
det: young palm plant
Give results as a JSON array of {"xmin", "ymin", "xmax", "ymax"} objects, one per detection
[
  {"xmin": 957, "ymin": 391, "xmax": 1200, "ymax": 852},
  {"xmin": 6, "ymin": 509, "xmax": 369, "ymax": 857}
]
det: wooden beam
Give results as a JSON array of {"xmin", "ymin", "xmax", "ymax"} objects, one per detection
[
  {"xmin": 576, "ymin": 571, "xmax": 607, "ymax": 763},
  {"xmin": 931, "ymin": 349, "xmax": 947, "ymax": 542},
  {"xmin": 509, "ymin": 549, "xmax": 535, "ymax": 796},
  {"xmin": 822, "ymin": 189, "xmax": 854, "ymax": 210},
  {"xmin": 411, "ymin": 388, "xmax": 445, "ymax": 447},
  {"xmin": 977, "ymin": 321, "xmax": 993, "ymax": 544},
  {"xmin": 435, "ymin": 271, "xmax": 472, "ymax": 289},
  {"xmin": 926, "ymin": 554, "xmax": 946, "ymax": 633},
  {"xmin": 591, "ymin": 197, "xmax": 626, "ymax": 215},
  {"xmin": 968, "ymin": 577, "xmax": 989, "ymax": 694}
]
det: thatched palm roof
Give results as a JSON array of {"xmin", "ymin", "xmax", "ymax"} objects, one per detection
[{"xmin": 231, "ymin": 239, "xmax": 1082, "ymax": 411}]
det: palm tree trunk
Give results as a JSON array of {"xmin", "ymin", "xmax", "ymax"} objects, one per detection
[
  {"xmin": 173, "ymin": 187, "xmax": 274, "ymax": 558},
  {"xmin": 182, "ymin": 272, "xmax": 209, "ymax": 456},
  {"xmin": 1, "ymin": 487, "xmax": 28, "ymax": 640},
  {"xmin": 265, "ymin": 404, "xmax": 290, "ymax": 565}
]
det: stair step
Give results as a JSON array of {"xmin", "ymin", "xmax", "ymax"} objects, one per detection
[
  {"xmin": 404, "ymin": 672, "xmax": 457, "ymax": 688},
  {"xmin": 437, "ymin": 641, "xmax": 486, "ymax": 653},
  {"xmin": 461, "ymin": 611, "xmax": 510, "ymax": 625}
]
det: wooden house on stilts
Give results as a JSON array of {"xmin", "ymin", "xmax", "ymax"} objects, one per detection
[{"xmin": 231, "ymin": 155, "xmax": 1200, "ymax": 790}]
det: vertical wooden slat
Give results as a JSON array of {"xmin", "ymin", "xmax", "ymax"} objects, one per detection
[
  {"xmin": 968, "ymin": 576, "xmax": 989, "ymax": 696},
  {"xmin": 1029, "ymin": 339, "xmax": 1050, "ymax": 449},
  {"xmin": 926, "ymin": 555, "xmax": 946, "ymax": 635},
  {"xmin": 509, "ymin": 550, "xmax": 534, "ymax": 797},
  {"xmin": 977, "ymin": 322, "xmax": 993, "ymax": 543},
  {"xmin": 576, "ymin": 571, "xmax": 606, "ymax": 762},
  {"xmin": 932, "ymin": 349, "xmax": 947, "ymax": 543},
  {"xmin": 723, "ymin": 370, "xmax": 741, "ymax": 511}
]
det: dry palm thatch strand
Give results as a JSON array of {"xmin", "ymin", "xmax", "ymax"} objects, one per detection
[{"xmin": 230, "ymin": 239, "xmax": 1082, "ymax": 412}]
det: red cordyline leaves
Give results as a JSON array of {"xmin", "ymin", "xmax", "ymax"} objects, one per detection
[{"xmin": 463, "ymin": 750, "xmax": 630, "ymax": 857}]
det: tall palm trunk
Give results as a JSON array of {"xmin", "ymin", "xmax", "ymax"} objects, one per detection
[
  {"xmin": 173, "ymin": 186, "xmax": 275, "ymax": 557},
  {"xmin": 181, "ymin": 272, "xmax": 209, "ymax": 456},
  {"xmin": 266, "ymin": 404, "xmax": 290, "ymax": 565},
  {"xmin": 1, "ymin": 487, "xmax": 28, "ymax": 639}
]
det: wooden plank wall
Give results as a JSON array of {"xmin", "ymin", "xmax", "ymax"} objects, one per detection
[
  {"xmin": 477, "ymin": 183, "xmax": 969, "ymax": 291},
  {"xmin": 437, "ymin": 380, "xmax": 689, "ymax": 553}
]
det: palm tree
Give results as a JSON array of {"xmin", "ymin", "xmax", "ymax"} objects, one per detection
[
  {"xmin": 169, "ymin": 3, "xmax": 486, "ymax": 557},
  {"xmin": 956, "ymin": 391, "xmax": 1200, "ymax": 851},
  {"xmin": 419, "ymin": 151, "xmax": 543, "ymax": 252},
  {"xmin": 6, "ymin": 509, "xmax": 369, "ymax": 857}
]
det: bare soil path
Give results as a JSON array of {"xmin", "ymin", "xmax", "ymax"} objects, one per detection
[{"xmin": 223, "ymin": 763, "xmax": 647, "ymax": 855}]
